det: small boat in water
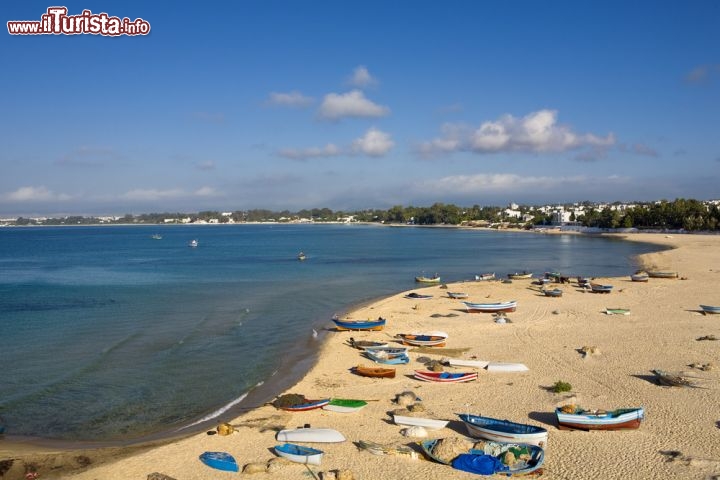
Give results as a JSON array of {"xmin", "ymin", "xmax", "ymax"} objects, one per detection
[
  {"xmin": 199, "ymin": 451, "xmax": 239, "ymax": 472},
  {"xmin": 297, "ymin": 251, "xmax": 306, "ymax": 261},
  {"xmin": 555, "ymin": 405, "xmax": 644, "ymax": 431},
  {"xmin": 699, "ymin": 304, "xmax": 720, "ymax": 314},
  {"xmin": 416, "ymin": 274, "xmax": 441, "ymax": 283},
  {"xmin": 150, "ymin": 234, "xmax": 162, "ymax": 240},
  {"xmin": 414, "ymin": 370, "xmax": 478, "ymax": 383},
  {"xmin": 462, "ymin": 300, "xmax": 517, "ymax": 313},
  {"xmin": 274, "ymin": 443, "xmax": 324, "ymax": 465},
  {"xmin": 188, "ymin": 239, "xmax": 199, "ymax": 248},
  {"xmin": 332, "ymin": 316, "xmax": 386, "ymax": 331},
  {"xmin": 396, "ymin": 331, "xmax": 448, "ymax": 347},
  {"xmin": 458, "ymin": 414, "xmax": 548, "ymax": 447},
  {"xmin": 351, "ymin": 365, "xmax": 396, "ymax": 378}
]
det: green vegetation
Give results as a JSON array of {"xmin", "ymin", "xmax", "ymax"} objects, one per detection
[{"xmin": 552, "ymin": 381, "xmax": 573, "ymax": 393}]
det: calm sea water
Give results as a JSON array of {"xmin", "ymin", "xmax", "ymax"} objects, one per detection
[{"xmin": 0, "ymin": 224, "xmax": 659, "ymax": 443}]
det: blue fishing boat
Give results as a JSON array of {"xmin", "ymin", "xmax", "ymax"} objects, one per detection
[
  {"xmin": 457, "ymin": 414, "xmax": 549, "ymax": 447},
  {"xmin": 331, "ymin": 315, "xmax": 386, "ymax": 331},
  {"xmin": 274, "ymin": 443, "xmax": 323, "ymax": 465},
  {"xmin": 420, "ymin": 438, "xmax": 544, "ymax": 476},
  {"xmin": 555, "ymin": 405, "xmax": 644, "ymax": 430},
  {"xmin": 590, "ymin": 283, "xmax": 613, "ymax": 293},
  {"xmin": 364, "ymin": 350, "xmax": 410, "ymax": 365},
  {"xmin": 199, "ymin": 451, "xmax": 239, "ymax": 472},
  {"xmin": 542, "ymin": 288, "xmax": 563, "ymax": 297}
]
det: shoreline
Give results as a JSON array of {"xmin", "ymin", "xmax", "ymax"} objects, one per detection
[{"xmin": 3, "ymin": 232, "xmax": 720, "ymax": 479}]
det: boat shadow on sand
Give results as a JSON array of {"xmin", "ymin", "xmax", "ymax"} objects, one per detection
[{"xmin": 527, "ymin": 411, "xmax": 559, "ymax": 429}]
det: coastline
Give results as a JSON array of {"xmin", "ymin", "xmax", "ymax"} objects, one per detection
[{"xmin": 3, "ymin": 232, "xmax": 720, "ymax": 479}]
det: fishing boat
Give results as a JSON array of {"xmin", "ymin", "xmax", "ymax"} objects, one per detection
[
  {"xmin": 419, "ymin": 438, "xmax": 545, "ymax": 476},
  {"xmin": 297, "ymin": 251, "xmax": 306, "ymax": 261},
  {"xmin": 416, "ymin": 274, "xmax": 441, "ymax": 283},
  {"xmin": 322, "ymin": 398, "xmax": 368, "ymax": 413},
  {"xmin": 555, "ymin": 405, "xmax": 644, "ymax": 431},
  {"xmin": 188, "ymin": 239, "xmax": 198, "ymax": 248},
  {"xmin": 630, "ymin": 273, "xmax": 649, "ymax": 282},
  {"xmin": 590, "ymin": 283, "xmax": 613, "ymax": 293},
  {"xmin": 542, "ymin": 288, "xmax": 563, "ymax": 297},
  {"xmin": 352, "ymin": 365, "xmax": 396, "ymax": 378},
  {"xmin": 276, "ymin": 398, "xmax": 330, "ymax": 412},
  {"xmin": 364, "ymin": 351, "xmax": 410, "ymax": 365},
  {"xmin": 447, "ymin": 291, "xmax": 469, "ymax": 299},
  {"xmin": 393, "ymin": 414, "xmax": 449, "ymax": 430},
  {"xmin": 457, "ymin": 414, "xmax": 549, "ymax": 447},
  {"xmin": 276, "ymin": 428, "xmax": 346, "ymax": 443},
  {"xmin": 150, "ymin": 234, "xmax": 162, "ymax": 240},
  {"xmin": 605, "ymin": 308, "xmax": 630, "ymax": 315},
  {"xmin": 652, "ymin": 369, "xmax": 699, "ymax": 388},
  {"xmin": 414, "ymin": 370, "xmax": 478, "ymax": 383},
  {"xmin": 475, "ymin": 272, "xmax": 496, "ymax": 281},
  {"xmin": 508, "ymin": 272, "xmax": 532, "ymax": 280},
  {"xmin": 362, "ymin": 346, "xmax": 409, "ymax": 355},
  {"xmin": 699, "ymin": 304, "xmax": 720, "ymax": 314},
  {"xmin": 274, "ymin": 443, "xmax": 323, "ymax": 465},
  {"xmin": 199, "ymin": 451, "xmax": 239, "ymax": 472},
  {"xmin": 331, "ymin": 316, "xmax": 386, "ymax": 331},
  {"xmin": 486, "ymin": 362, "xmax": 529, "ymax": 372},
  {"xmin": 396, "ymin": 331, "xmax": 448, "ymax": 347},
  {"xmin": 462, "ymin": 300, "xmax": 517, "ymax": 313},
  {"xmin": 404, "ymin": 292, "xmax": 433, "ymax": 299},
  {"xmin": 647, "ymin": 271, "xmax": 678, "ymax": 279},
  {"xmin": 577, "ymin": 277, "xmax": 590, "ymax": 289},
  {"xmin": 347, "ymin": 338, "xmax": 389, "ymax": 350}
]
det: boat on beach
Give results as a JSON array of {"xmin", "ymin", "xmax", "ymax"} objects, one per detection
[
  {"xmin": 419, "ymin": 438, "xmax": 545, "ymax": 476},
  {"xmin": 457, "ymin": 414, "xmax": 549, "ymax": 447},
  {"xmin": 404, "ymin": 292, "xmax": 433, "ymax": 299},
  {"xmin": 555, "ymin": 405, "xmax": 644, "ymax": 431},
  {"xmin": 541, "ymin": 288, "xmax": 563, "ymax": 297},
  {"xmin": 348, "ymin": 338, "xmax": 389, "ymax": 350},
  {"xmin": 364, "ymin": 350, "xmax": 410, "ymax": 365},
  {"xmin": 590, "ymin": 283, "xmax": 613, "ymax": 293},
  {"xmin": 322, "ymin": 398, "xmax": 368, "ymax": 413},
  {"xmin": 605, "ymin": 308, "xmax": 630, "ymax": 315},
  {"xmin": 414, "ymin": 370, "xmax": 478, "ymax": 383},
  {"xmin": 363, "ymin": 345, "xmax": 409, "ymax": 355},
  {"xmin": 274, "ymin": 443, "xmax": 324, "ymax": 465},
  {"xmin": 699, "ymin": 304, "xmax": 720, "ymax": 314},
  {"xmin": 647, "ymin": 271, "xmax": 678, "ymax": 278},
  {"xmin": 393, "ymin": 414, "xmax": 449, "ymax": 430},
  {"xmin": 508, "ymin": 271, "xmax": 532, "ymax": 279},
  {"xmin": 445, "ymin": 358, "xmax": 490, "ymax": 369},
  {"xmin": 332, "ymin": 316, "xmax": 386, "ymax": 331},
  {"xmin": 396, "ymin": 331, "xmax": 449, "ymax": 347},
  {"xmin": 486, "ymin": 362, "xmax": 529, "ymax": 372},
  {"xmin": 447, "ymin": 291, "xmax": 469, "ymax": 299},
  {"xmin": 275, "ymin": 398, "xmax": 330, "ymax": 412},
  {"xmin": 630, "ymin": 273, "xmax": 649, "ymax": 282},
  {"xmin": 475, "ymin": 272, "xmax": 496, "ymax": 281},
  {"xmin": 199, "ymin": 451, "xmax": 239, "ymax": 472},
  {"xmin": 276, "ymin": 427, "xmax": 346, "ymax": 443},
  {"xmin": 462, "ymin": 300, "xmax": 517, "ymax": 313},
  {"xmin": 352, "ymin": 365, "xmax": 396, "ymax": 378}
]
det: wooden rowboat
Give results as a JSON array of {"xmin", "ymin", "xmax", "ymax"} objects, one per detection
[
  {"xmin": 396, "ymin": 331, "xmax": 448, "ymax": 347},
  {"xmin": 630, "ymin": 273, "xmax": 649, "ymax": 282},
  {"xmin": 590, "ymin": 283, "xmax": 613, "ymax": 293},
  {"xmin": 447, "ymin": 291, "xmax": 469, "ymax": 299},
  {"xmin": 542, "ymin": 288, "xmax": 563, "ymax": 297},
  {"xmin": 348, "ymin": 338, "xmax": 389, "ymax": 350},
  {"xmin": 605, "ymin": 308, "xmax": 630, "ymax": 315},
  {"xmin": 363, "ymin": 351, "xmax": 409, "ymax": 365},
  {"xmin": 277, "ymin": 398, "xmax": 330, "ymax": 412},
  {"xmin": 352, "ymin": 365, "xmax": 396, "ymax": 378},
  {"xmin": 393, "ymin": 414, "xmax": 449, "ymax": 430},
  {"xmin": 508, "ymin": 272, "xmax": 532, "ymax": 280},
  {"xmin": 276, "ymin": 428, "xmax": 346, "ymax": 443},
  {"xmin": 457, "ymin": 414, "xmax": 549, "ymax": 448},
  {"xmin": 555, "ymin": 405, "xmax": 644, "ymax": 431},
  {"xmin": 332, "ymin": 316, "xmax": 386, "ymax": 331},
  {"xmin": 647, "ymin": 271, "xmax": 678, "ymax": 279},
  {"xmin": 322, "ymin": 398, "xmax": 368, "ymax": 413},
  {"xmin": 475, "ymin": 272, "xmax": 496, "ymax": 281},
  {"xmin": 462, "ymin": 300, "xmax": 517, "ymax": 313},
  {"xmin": 414, "ymin": 370, "xmax": 478, "ymax": 383},
  {"xmin": 415, "ymin": 275, "xmax": 441, "ymax": 283},
  {"xmin": 274, "ymin": 443, "xmax": 323, "ymax": 465}
]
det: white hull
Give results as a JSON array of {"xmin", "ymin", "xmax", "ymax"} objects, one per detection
[
  {"xmin": 447, "ymin": 358, "xmax": 490, "ymax": 369},
  {"xmin": 274, "ymin": 448, "xmax": 322, "ymax": 465},
  {"xmin": 322, "ymin": 404, "xmax": 367, "ymax": 413},
  {"xmin": 392, "ymin": 415, "xmax": 449, "ymax": 430},
  {"xmin": 464, "ymin": 424, "xmax": 548, "ymax": 447},
  {"xmin": 486, "ymin": 362, "xmax": 529, "ymax": 372},
  {"xmin": 276, "ymin": 428, "xmax": 346, "ymax": 443}
]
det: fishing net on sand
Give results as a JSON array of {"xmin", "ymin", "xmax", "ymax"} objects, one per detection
[{"xmin": 272, "ymin": 393, "xmax": 307, "ymax": 408}]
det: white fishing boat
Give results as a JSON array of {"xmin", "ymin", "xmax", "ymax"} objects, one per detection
[
  {"xmin": 276, "ymin": 428, "xmax": 346, "ymax": 443},
  {"xmin": 486, "ymin": 362, "xmax": 529, "ymax": 372},
  {"xmin": 189, "ymin": 239, "xmax": 198, "ymax": 247},
  {"xmin": 445, "ymin": 358, "xmax": 490, "ymax": 369},
  {"xmin": 274, "ymin": 443, "xmax": 323, "ymax": 465},
  {"xmin": 392, "ymin": 414, "xmax": 449, "ymax": 430}
]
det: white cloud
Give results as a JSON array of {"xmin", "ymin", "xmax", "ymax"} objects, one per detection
[
  {"xmin": 419, "ymin": 109, "xmax": 615, "ymax": 155},
  {"xmin": 278, "ymin": 143, "xmax": 343, "ymax": 160},
  {"xmin": 267, "ymin": 91, "xmax": 314, "ymax": 107},
  {"xmin": 318, "ymin": 90, "xmax": 389, "ymax": 120},
  {"xmin": 120, "ymin": 188, "xmax": 185, "ymax": 201},
  {"xmin": 2, "ymin": 186, "xmax": 72, "ymax": 202},
  {"xmin": 414, "ymin": 173, "xmax": 629, "ymax": 195},
  {"xmin": 195, "ymin": 160, "xmax": 216, "ymax": 171},
  {"xmin": 194, "ymin": 186, "xmax": 220, "ymax": 197},
  {"xmin": 351, "ymin": 127, "xmax": 394, "ymax": 156},
  {"xmin": 347, "ymin": 66, "xmax": 377, "ymax": 87}
]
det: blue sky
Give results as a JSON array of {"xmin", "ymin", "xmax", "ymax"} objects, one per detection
[{"xmin": 1, "ymin": 1, "xmax": 719, "ymax": 216}]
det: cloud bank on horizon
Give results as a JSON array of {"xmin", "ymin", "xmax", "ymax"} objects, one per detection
[{"xmin": 0, "ymin": 2, "xmax": 718, "ymax": 216}]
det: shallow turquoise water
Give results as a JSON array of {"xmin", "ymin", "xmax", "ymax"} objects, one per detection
[{"xmin": 0, "ymin": 224, "xmax": 658, "ymax": 442}]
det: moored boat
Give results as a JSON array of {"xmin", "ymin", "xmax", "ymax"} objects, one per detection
[
  {"xmin": 462, "ymin": 300, "xmax": 517, "ymax": 313},
  {"xmin": 274, "ymin": 443, "xmax": 323, "ymax": 465},
  {"xmin": 297, "ymin": 251, "xmax": 306, "ymax": 261},
  {"xmin": 555, "ymin": 405, "xmax": 644, "ymax": 431},
  {"xmin": 352, "ymin": 365, "xmax": 396, "ymax": 378},
  {"xmin": 396, "ymin": 331, "xmax": 448, "ymax": 347},
  {"xmin": 699, "ymin": 304, "xmax": 720, "ymax": 314},
  {"xmin": 508, "ymin": 272, "xmax": 532, "ymax": 280},
  {"xmin": 475, "ymin": 272, "xmax": 496, "ymax": 281},
  {"xmin": 332, "ymin": 316, "xmax": 386, "ymax": 331},
  {"xmin": 416, "ymin": 275, "xmax": 441, "ymax": 283},
  {"xmin": 199, "ymin": 451, "xmax": 239, "ymax": 472},
  {"xmin": 458, "ymin": 414, "xmax": 549, "ymax": 447},
  {"xmin": 414, "ymin": 370, "xmax": 478, "ymax": 383},
  {"xmin": 188, "ymin": 239, "xmax": 199, "ymax": 248}
]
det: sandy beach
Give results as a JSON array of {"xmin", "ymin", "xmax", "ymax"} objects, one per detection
[{"xmin": 2, "ymin": 232, "xmax": 720, "ymax": 480}]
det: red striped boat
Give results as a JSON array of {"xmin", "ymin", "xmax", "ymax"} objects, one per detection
[{"xmin": 413, "ymin": 370, "xmax": 478, "ymax": 383}]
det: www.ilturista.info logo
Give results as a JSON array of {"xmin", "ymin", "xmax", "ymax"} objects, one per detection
[{"xmin": 7, "ymin": 7, "xmax": 150, "ymax": 36}]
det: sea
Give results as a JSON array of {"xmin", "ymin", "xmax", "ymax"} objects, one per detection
[{"xmin": 0, "ymin": 224, "xmax": 661, "ymax": 445}]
